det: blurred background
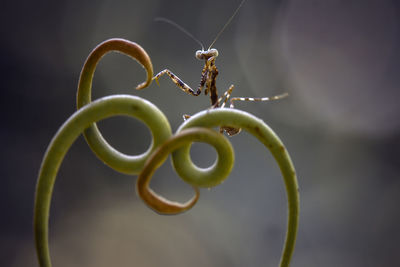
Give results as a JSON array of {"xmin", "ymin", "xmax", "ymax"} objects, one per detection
[{"xmin": 2, "ymin": 0, "xmax": 400, "ymax": 266}]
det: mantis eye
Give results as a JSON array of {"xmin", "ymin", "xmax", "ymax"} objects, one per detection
[
  {"xmin": 209, "ymin": 48, "xmax": 219, "ymax": 57},
  {"xmin": 195, "ymin": 50, "xmax": 204, "ymax": 60}
]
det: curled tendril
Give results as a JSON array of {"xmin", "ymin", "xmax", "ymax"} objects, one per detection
[
  {"xmin": 176, "ymin": 109, "xmax": 299, "ymax": 267},
  {"xmin": 136, "ymin": 127, "xmax": 234, "ymax": 214},
  {"xmin": 76, "ymin": 38, "xmax": 157, "ymax": 174},
  {"xmin": 136, "ymin": 108, "xmax": 299, "ymax": 267},
  {"xmin": 34, "ymin": 96, "xmax": 172, "ymax": 267},
  {"xmin": 34, "ymin": 38, "xmax": 299, "ymax": 267}
]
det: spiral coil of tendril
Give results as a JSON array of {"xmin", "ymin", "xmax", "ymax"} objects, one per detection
[{"xmin": 34, "ymin": 39, "xmax": 299, "ymax": 267}]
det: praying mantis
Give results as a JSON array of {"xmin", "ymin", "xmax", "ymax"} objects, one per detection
[{"xmin": 153, "ymin": 0, "xmax": 288, "ymax": 136}]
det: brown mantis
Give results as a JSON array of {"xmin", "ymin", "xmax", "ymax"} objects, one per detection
[{"xmin": 153, "ymin": 0, "xmax": 288, "ymax": 136}]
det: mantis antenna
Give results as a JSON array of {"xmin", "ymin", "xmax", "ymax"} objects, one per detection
[
  {"xmin": 154, "ymin": 17, "xmax": 205, "ymax": 50},
  {"xmin": 155, "ymin": 0, "xmax": 246, "ymax": 51},
  {"xmin": 208, "ymin": 0, "xmax": 246, "ymax": 49}
]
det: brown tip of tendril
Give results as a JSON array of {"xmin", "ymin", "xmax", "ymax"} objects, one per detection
[
  {"xmin": 137, "ymin": 184, "xmax": 200, "ymax": 215},
  {"xmin": 135, "ymin": 81, "xmax": 148, "ymax": 90}
]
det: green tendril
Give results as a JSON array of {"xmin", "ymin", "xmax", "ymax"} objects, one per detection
[
  {"xmin": 76, "ymin": 38, "xmax": 156, "ymax": 174},
  {"xmin": 136, "ymin": 127, "xmax": 234, "ymax": 214},
  {"xmin": 175, "ymin": 108, "xmax": 299, "ymax": 267},
  {"xmin": 34, "ymin": 95, "xmax": 172, "ymax": 267},
  {"xmin": 34, "ymin": 38, "xmax": 299, "ymax": 267},
  {"xmin": 137, "ymin": 108, "xmax": 299, "ymax": 267}
]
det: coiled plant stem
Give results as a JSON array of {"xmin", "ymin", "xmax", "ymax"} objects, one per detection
[{"xmin": 34, "ymin": 38, "xmax": 299, "ymax": 267}]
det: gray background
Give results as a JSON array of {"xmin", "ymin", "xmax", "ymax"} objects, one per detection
[{"xmin": 2, "ymin": 0, "xmax": 400, "ymax": 266}]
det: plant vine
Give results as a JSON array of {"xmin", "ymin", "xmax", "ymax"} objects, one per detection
[{"xmin": 34, "ymin": 38, "xmax": 299, "ymax": 267}]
